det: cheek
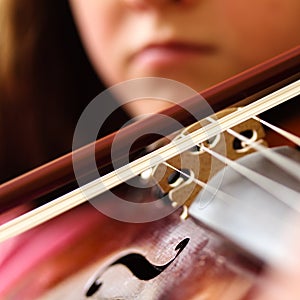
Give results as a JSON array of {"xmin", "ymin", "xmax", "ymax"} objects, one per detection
[
  {"xmin": 218, "ymin": 0, "xmax": 300, "ymax": 67},
  {"xmin": 69, "ymin": 0, "xmax": 126, "ymax": 85}
]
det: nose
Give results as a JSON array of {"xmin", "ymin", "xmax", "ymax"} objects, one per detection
[{"xmin": 122, "ymin": 0, "xmax": 195, "ymax": 10}]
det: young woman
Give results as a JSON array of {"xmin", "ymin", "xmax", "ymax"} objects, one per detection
[{"xmin": 0, "ymin": 0, "xmax": 299, "ymax": 299}]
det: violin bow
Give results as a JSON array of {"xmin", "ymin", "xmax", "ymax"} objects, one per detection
[{"xmin": 0, "ymin": 46, "xmax": 299, "ymax": 247}]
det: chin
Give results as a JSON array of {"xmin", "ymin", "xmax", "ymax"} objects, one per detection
[
  {"xmin": 124, "ymin": 100, "xmax": 174, "ymax": 117},
  {"xmin": 129, "ymin": 70, "xmax": 217, "ymax": 93}
]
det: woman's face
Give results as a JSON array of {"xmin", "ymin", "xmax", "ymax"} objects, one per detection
[{"xmin": 69, "ymin": 0, "xmax": 300, "ymax": 114}]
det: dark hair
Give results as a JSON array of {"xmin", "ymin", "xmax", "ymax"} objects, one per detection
[{"xmin": 0, "ymin": 0, "xmax": 128, "ymax": 182}]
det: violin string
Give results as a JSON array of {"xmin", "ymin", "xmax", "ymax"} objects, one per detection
[
  {"xmin": 205, "ymin": 111, "xmax": 300, "ymax": 181},
  {"xmin": 163, "ymin": 161, "xmax": 237, "ymax": 204},
  {"xmin": 170, "ymin": 114, "xmax": 300, "ymax": 206},
  {"xmin": 163, "ymin": 161, "xmax": 291, "ymax": 226},
  {"xmin": 186, "ymin": 80, "xmax": 299, "ymax": 153},
  {"xmin": 0, "ymin": 80, "xmax": 299, "ymax": 243},
  {"xmin": 226, "ymin": 128, "xmax": 300, "ymax": 181},
  {"xmin": 165, "ymin": 139, "xmax": 300, "ymax": 214},
  {"xmin": 252, "ymin": 116, "xmax": 300, "ymax": 146},
  {"xmin": 201, "ymin": 146, "xmax": 300, "ymax": 212}
]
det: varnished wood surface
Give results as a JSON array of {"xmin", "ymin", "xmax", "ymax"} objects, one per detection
[{"xmin": 0, "ymin": 46, "xmax": 299, "ymax": 213}]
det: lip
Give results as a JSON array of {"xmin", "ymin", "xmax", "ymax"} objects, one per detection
[{"xmin": 131, "ymin": 41, "xmax": 216, "ymax": 68}]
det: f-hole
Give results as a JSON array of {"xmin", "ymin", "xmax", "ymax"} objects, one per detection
[{"xmin": 85, "ymin": 238, "xmax": 190, "ymax": 297}]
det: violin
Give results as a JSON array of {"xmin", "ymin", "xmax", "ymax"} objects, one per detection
[{"xmin": 0, "ymin": 46, "xmax": 299, "ymax": 300}]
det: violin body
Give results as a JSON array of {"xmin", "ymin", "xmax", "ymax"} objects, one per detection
[
  {"xmin": 0, "ymin": 47, "xmax": 299, "ymax": 300},
  {"xmin": 39, "ymin": 211, "xmax": 258, "ymax": 300}
]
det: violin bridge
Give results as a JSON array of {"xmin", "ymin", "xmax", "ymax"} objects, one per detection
[{"xmin": 152, "ymin": 108, "xmax": 267, "ymax": 214}]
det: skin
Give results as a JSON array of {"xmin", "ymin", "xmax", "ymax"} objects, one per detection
[
  {"xmin": 67, "ymin": 0, "xmax": 300, "ymax": 299},
  {"xmin": 69, "ymin": 0, "xmax": 300, "ymax": 115},
  {"xmin": 1, "ymin": 1, "xmax": 299, "ymax": 299}
]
